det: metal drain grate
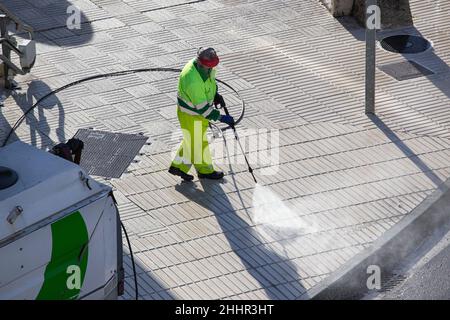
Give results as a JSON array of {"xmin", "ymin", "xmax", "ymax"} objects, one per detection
[
  {"xmin": 74, "ymin": 129, "xmax": 149, "ymax": 178},
  {"xmin": 378, "ymin": 273, "xmax": 408, "ymax": 293},
  {"xmin": 378, "ymin": 60, "xmax": 434, "ymax": 81}
]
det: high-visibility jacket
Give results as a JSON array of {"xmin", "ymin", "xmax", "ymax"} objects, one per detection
[{"xmin": 177, "ymin": 59, "xmax": 220, "ymax": 121}]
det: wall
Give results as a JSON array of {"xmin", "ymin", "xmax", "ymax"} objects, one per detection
[
  {"xmin": 353, "ymin": 0, "xmax": 413, "ymax": 27},
  {"xmin": 320, "ymin": 0, "xmax": 355, "ymax": 16},
  {"xmin": 321, "ymin": 0, "xmax": 413, "ymax": 28}
]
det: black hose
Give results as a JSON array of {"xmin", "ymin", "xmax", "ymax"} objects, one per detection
[
  {"xmin": 2, "ymin": 68, "xmax": 246, "ymax": 147},
  {"xmin": 216, "ymin": 78, "xmax": 246, "ymax": 131},
  {"xmin": 120, "ymin": 221, "xmax": 138, "ymax": 301},
  {"xmin": 2, "ymin": 68, "xmax": 247, "ymax": 300}
]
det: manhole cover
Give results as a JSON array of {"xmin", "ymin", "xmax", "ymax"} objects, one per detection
[
  {"xmin": 380, "ymin": 35, "xmax": 431, "ymax": 54},
  {"xmin": 73, "ymin": 129, "xmax": 149, "ymax": 178},
  {"xmin": 378, "ymin": 60, "xmax": 434, "ymax": 81}
]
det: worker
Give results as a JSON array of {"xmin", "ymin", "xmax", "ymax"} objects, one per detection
[{"xmin": 169, "ymin": 47, "xmax": 234, "ymax": 181}]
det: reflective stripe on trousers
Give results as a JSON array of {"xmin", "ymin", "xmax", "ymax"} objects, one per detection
[{"xmin": 171, "ymin": 107, "xmax": 215, "ymax": 174}]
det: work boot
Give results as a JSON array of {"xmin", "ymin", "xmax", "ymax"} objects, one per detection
[
  {"xmin": 198, "ymin": 171, "xmax": 224, "ymax": 180},
  {"xmin": 168, "ymin": 166, "xmax": 194, "ymax": 181}
]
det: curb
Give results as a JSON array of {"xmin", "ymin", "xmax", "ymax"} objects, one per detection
[{"xmin": 307, "ymin": 177, "xmax": 450, "ymax": 300}]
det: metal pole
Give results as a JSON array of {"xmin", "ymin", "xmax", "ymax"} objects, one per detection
[
  {"xmin": 365, "ymin": 0, "xmax": 378, "ymax": 114},
  {"xmin": 0, "ymin": 13, "xmax": 11, "ymax": 89}
]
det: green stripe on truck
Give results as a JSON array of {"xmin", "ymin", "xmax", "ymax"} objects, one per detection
[{"xmin": 37, "ymin": 211, "xmax": 89, "ymax": 300}]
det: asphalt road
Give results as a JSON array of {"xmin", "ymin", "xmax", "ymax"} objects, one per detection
[
  {"xmin": 382, "ymin": 240, "xmax": 450, "ymax": 300},
  {"xmin": 365, "ymin": 224, "xmax": 450, "ymax": 300}
]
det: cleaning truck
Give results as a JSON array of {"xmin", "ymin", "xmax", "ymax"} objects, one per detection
[{"xmin": 0, "ymin": 141, "xmax": 124, "ymax": 299}]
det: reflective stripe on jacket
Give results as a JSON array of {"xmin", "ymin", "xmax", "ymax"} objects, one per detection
[{"xmin": 177, "ymin": 58, "xmax": 220, "ymax": 121}]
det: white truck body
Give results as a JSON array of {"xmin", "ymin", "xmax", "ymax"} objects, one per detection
[{"xmin": 0, "ymin": 142, "xmax": 123, "ymax": 300}]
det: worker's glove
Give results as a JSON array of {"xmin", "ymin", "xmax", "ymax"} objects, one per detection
[
  {"xmin": 219, "ymin": 114, "xmax": 235, "ymax": 126},
  {"xmin": 214, "ymin": 93, "xmax": 226, "ymax": 109}
]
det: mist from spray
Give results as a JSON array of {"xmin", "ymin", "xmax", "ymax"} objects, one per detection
[{"xmin": 252, "ymin": 183, "xmax": 318, "ymax": 241}]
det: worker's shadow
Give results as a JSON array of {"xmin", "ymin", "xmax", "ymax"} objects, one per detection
[
  {"xmin": 11, "ymin": 80, "xmax": 65, "ymax": 148},
  {"xmin": 175, "ymin": 179, "xmax": 306, "ymax": 300}
]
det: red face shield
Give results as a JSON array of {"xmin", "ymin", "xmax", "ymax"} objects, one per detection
[{"xmin": 197, "ymin": 47, "xmax": 220, "ymax": 68}]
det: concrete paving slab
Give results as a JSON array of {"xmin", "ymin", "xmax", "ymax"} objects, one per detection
[{"xmin": 2, "ymin": 0, "xmax": 450, "ymax": 300}]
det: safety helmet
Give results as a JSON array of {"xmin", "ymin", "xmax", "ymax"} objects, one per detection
[{"xmin": 197, "ymin": 47, "xmax": 219, "ymax": 68}]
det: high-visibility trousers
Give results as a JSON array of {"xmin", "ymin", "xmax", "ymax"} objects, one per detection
[{"xmin": 171, "ymin": 107, "xmax": 215, "ymax": 175}]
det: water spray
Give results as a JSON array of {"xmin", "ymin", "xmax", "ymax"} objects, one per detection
[{"xmin": 223, "ymin": 105, "xmax": 257, "ymax": 184}]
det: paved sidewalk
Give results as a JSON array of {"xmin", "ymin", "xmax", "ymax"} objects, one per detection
[{"xmin": 1, "ymin": 0, "xmax": 450, "ymax": 299}]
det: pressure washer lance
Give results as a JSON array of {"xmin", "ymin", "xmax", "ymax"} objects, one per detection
[{"xmin": 223, "ymin": 106, "xmax": 257, "ymax": 184}]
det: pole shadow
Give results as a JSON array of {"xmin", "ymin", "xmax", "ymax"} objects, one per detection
[{"xmin": 368, "ymin": 113, "xmax": 445, "ymax": 189}]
